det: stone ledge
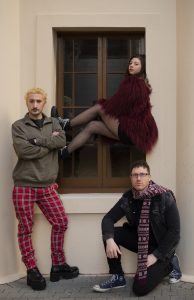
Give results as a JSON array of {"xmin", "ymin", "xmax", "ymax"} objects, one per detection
[{"xmin": 34, "ymin": 193, "xmax": 122, "ymax": 214}]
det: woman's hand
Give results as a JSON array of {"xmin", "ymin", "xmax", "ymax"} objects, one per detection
[
  {"xmin": 147, "ymin": 254, "xmax": 158, "ymax": 267},
  {"xmin": 106, "ymin": 238, "xmax": 122, "ymax": 259}
]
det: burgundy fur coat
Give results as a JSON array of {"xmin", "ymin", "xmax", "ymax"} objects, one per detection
[{"xmin": 98, "ymin": 75, "xmax": 158, "ymax": 153}]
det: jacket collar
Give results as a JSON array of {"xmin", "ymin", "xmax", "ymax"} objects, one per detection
[{"xmin": 24, "ymin": 113, "xmax": 52, "ymax": 126}]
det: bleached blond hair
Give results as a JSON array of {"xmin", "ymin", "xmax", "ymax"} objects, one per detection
[{"xmin": 24, "ymin": 88, "xmax": 47, "ymax": 102}]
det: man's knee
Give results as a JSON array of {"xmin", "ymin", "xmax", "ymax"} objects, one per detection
[
  {"xmin": 53, "ymin": 223, "xmax": 68, "ymax": 232},
  {"xmin": 132, "ymin": 279, "xmax": 151, "ymax": 296},
  {"xmin": 52, "ymin": 215, "xmax": 68, "ymax": 232}
]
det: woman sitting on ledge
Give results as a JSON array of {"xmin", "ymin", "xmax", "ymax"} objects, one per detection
[{"xmin": 51, "ymin": 55, "xmax": 158, "ymax": 158}]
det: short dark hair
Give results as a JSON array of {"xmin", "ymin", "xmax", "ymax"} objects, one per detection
[{"xmin": 129, "ymin": 160, "xmax": 150, "ymax": 174}]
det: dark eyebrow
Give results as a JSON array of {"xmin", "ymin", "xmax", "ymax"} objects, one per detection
[{"xmin": 29, "ymin": 98, "xmax": 42, "ymax": 101}]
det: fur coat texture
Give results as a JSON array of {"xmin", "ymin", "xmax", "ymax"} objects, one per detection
[{"xmin": 98, "ymin": 75, "xmax": 158, "ymax": 153}]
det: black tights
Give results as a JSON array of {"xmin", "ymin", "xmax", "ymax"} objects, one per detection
[{"xmin": 105, "ymin": 225, "xmax": 172, "ymax": 296}]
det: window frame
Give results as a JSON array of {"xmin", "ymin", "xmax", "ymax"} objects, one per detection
[{"xmin": 56, "ymin": 30, "xmax": 146, "ymax": 193}]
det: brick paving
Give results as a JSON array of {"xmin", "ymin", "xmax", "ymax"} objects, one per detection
[{"xmin": 0, "ymin": 275, "xmax": 194, "ymax": 300}]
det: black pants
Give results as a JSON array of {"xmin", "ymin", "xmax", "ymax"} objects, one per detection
[{"xmin": 105, "ymin": 225, "xmax": 172, "ymax": 296}]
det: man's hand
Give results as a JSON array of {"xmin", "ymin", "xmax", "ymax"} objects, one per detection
[
  {"xmin": 52, "ymin": 131, "xmax": 60, "ymax": 136},
  {"xmin": 106, "ymin": 238, "xmax": 122, "ymax": 259},
  {"xmin": 147, "ymin": 254, "xmax": 158, "ymax": 267},
  {"xmin": 28, "ymin": 138, "xmax": 37, "ymax": 145}
]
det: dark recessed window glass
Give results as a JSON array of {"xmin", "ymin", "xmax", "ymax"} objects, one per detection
[
  {"xmin": 75, "ymin": 74, "xmax": 97, "ymax": 106},
  {"xmin": 74, "ymin": 39, "xmax": 98, "ymax": 72},
  {"xmin": 64, "ymin": 40, "xmax": 73, "ymax": 72}
]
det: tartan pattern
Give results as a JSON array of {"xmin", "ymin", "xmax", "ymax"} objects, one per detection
[
  {"xmin": 132, "ymin": 181, "xmax": 168, "ymax": 285},
  {"xmin": 12, "ymin": 183, "xmax": 68, "ymax": 269}
]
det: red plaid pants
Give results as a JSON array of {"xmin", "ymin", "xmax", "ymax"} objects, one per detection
[{"xmin": 12, "ymin": 183, "xmax": 68, "ymax": 270}]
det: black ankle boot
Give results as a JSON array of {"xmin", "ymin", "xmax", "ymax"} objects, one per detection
[
  {"xmin": 50, "ymin": 263, "xmax": 79, "ymax": 282},
  {"xmin": 61, "ymin": 146, "xmax": 71, "ymax": 160},
  {"xmin": 51, "ymin": 106, "xmax": 60, "ymax": 118},
  {"xmin": 27, "ymin": 267, "xmax": 46, "ymax": 290},
  {"xmin": 51, "ymin": 106, "xmax": 71, "ymax": 131}
]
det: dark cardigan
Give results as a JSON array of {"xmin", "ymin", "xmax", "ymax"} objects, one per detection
[{"xmin": 98, "ymin": 75, "xmax": 158, "ymax": 153}]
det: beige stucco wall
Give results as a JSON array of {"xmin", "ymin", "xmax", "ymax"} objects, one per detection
[
  {"xmin": 177, "ymin": 0, "xmax": 194, "ymax": 282},
  {"xmin": 2, "ymin": 0, "xmax": 192, "ymax": 283},
  {"xmin": 0, "ymin": 0, "xmax": 23, "ymax": 283}
]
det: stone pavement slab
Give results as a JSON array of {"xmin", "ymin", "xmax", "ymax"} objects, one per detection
[{"xmin": 0, "ymin": 275, "xmax": 194, "ymax": 300}]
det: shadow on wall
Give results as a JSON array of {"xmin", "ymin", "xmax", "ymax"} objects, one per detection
[{"xmin": 0, "ymin": 112, "xmax": 21, "ymax": 283}]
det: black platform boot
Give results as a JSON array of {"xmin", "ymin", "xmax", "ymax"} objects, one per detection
[
  {"xmin": 50, "ymin": 263, "xmax": 79, "ymax": 282},
  {"xmin": 27, "ymin": 267, "xmax": 46, "ymax": 290}
]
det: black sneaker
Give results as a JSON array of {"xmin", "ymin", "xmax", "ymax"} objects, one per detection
[
  {"xmin": 27, "ymin": 267, "xmax": 46, "ymax": 291},
  {"xmin": 50, "ymin": 263, "xmax": 79, "ymax": 282},
  {"xmin": 51, "ymin": 106, "xmax": 70, "ymax": 131}
]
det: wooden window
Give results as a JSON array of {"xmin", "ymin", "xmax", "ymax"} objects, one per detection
[{"xmin": 56, "ymin": 32, "xmax": 145, "ymax": 193}]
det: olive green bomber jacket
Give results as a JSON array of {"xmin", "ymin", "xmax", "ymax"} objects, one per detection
[{"xmin": 12, "ymin": 113, "xmax": 66, "ymax": 187}]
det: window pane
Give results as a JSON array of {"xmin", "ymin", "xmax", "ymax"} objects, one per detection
[
  {"xmin": 75, "ymin": 74, "xmax": 97, "ymax": 106},
  {"xmin": 106, "ymin": 144, "xmax": 145, "ymax": 177},
  {"xmin": 107, "ymin": 74, "xmax": 124, "ymax": 97},
  {"xmin": 130, "ymin": 36, "xmax": 145, "ymax": 55},
  {"xmin": 107, "ymin": 38, "xmax": 129, "ymax": 73},
  {"xmin": 74, "ymin": 39, "xmax": 98, "ymax": 72},
  {"xmin": 64, "ymin": 74, "xmax": 73, "ymax": 105},
  {"xmin": 74, "ymin": 144, "xmax": 98, "ymax": 177},
  {"xmin": 64, "ymin": 40, "xmax": 73, "ymax": 72},
  {"xmin": 63, "ymin": 144, "xmax": 98, "ymax": 178},
  {"xmin": 106, "ymin": 144, "xmax": 131, "ymax": 177},
  {"xmin": 62, "ymin": 157, "xmax": 72, "ymax": 177}
]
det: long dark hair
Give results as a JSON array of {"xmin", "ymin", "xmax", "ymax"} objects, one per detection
[{"xmin": 126, "ymin": 54, "xmax": 152, "ymax": 92}]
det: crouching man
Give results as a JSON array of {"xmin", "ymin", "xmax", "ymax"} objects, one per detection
[{"xmin": 93, "ymin": 160, "xmax": 181, "ymax": 296}]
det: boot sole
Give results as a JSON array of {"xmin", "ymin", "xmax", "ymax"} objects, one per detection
[
  {"xmin": 27, "ymin": 278, "xmax": 46, "ymax": 290},
  {"xmin": 50, "ymin": 271, "xmax": 79, "ymax": 282}
]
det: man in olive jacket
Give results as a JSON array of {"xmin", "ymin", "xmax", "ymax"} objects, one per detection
[
  {"xmin": 12, "ymin": 88, "xmax": 79, "ymax": 291},
  {"xmin": 93, "ymin": 160, "xmax": 181, "ymax": 296}
]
